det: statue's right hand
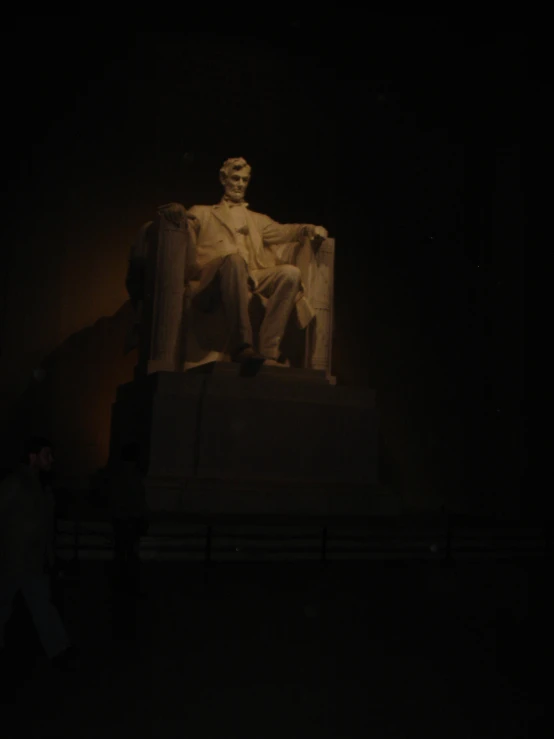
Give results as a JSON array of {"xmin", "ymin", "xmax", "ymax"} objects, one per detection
[{"xmin": 157, "ymin": 202, "xmax": 188, "ymax": 226}]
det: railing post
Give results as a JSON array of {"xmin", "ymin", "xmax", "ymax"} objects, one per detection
[
  {"xmin": 73, "ymin": 519, "xmax": 80, "ymax": 563},
  {"xmin": 320, "ymin": 526, "xmax": 328, "ymax": 564},
  {"xmin": 442, "ymin": 511, "xmax": 455, "ymax": 567},
  {"xmin": 545, "ymin": 523, "xmax": 552, "ymax": 561},
  {"xmin": 205, "ymin": 524, "xmax": 212, "ymax": 564}
]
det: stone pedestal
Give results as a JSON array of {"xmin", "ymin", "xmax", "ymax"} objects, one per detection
[{"xmin": 109, "ymin": 364, "xmax": 392, "ymax": 515}]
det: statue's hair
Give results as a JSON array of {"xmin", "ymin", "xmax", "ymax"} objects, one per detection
[{"xmin": 220, "ymin": 157, "xmax": 251, "ymax": 181}]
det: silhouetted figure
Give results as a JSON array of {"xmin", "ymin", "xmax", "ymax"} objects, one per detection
[
  {"xmin": 109, "ymin": 442, "xmax": 149, "ymax": 597},
  {"xmin": 0, "ymin": 437, "xmax": 77, "ymax": 684}
]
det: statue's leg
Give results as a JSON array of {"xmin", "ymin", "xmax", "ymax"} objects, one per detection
[
  {"xmin": 217, "ymin": 253, "xmax": 254, "ymax": 354},
  {"xmin": 255, "ymin": 265, "xmax": 301, "ymax": 359}
]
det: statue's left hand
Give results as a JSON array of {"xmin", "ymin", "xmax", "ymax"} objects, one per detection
[
  {"xmin": 303, "ymin": 225, "xmax": 328, "ymax": 244},
  {"xmin": 313, "ymin": 226, "xmax": 328, "ymax": 241}
]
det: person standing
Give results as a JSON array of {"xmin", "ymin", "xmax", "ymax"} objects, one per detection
[{"xmin": 0, "ymin": 437, "xmax": 76, "ymax": 672}]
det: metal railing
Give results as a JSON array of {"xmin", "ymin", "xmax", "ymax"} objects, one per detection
[{"xmin": 54, "ymin": 516, "xmax": 548, "ymax": 564}]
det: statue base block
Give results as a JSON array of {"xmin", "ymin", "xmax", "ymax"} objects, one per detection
[{"xmin": 109, "ymin": 363, "xmax": 396, "ymax": 515}]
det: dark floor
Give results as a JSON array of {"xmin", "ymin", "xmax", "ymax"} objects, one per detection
[{"xmin": 2, "ymin": 559, "xmax": 547, "ymax": 738}]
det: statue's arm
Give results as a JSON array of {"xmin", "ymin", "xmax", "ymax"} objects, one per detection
[
  {"xmin": 186, "ymin": 205, "xmax": 202, "ymax": 238},
  {"xmin": 259, "ymin": 215, "xmax": 310, "ymax": 246},
  {"xmin": 260, "ymin": 214, "xmax": 327, "ymax": 246}
]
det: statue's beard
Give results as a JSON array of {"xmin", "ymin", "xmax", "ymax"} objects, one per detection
[{"xmin": 225, "ymin": 185, "xmax": 246, "ymax": 202}]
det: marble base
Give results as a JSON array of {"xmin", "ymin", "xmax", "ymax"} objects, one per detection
[{"xmin": 109, "ymin": 363, "xmax": 388, "ymax": 514}]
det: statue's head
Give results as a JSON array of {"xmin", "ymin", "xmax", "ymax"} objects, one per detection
[{"xmin": 219, "ymin": 157, "xmax": 252, "ymax": 203}]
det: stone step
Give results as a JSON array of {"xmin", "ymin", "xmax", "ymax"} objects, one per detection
[{"xmin": 186, "ymin": 361, "xmax": 329, "ymax": 383}]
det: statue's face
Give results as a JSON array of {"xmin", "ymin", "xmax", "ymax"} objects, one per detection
[{"xmin": 222, "ymin": 167, "xmax": 251, "ymax": 202}]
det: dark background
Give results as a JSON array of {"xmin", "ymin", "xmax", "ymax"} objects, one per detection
[{"xmin": 0, "ymin": 15, "xmax": 526, "ymax": 515}]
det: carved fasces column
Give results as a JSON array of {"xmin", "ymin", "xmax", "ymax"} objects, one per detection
[
  {"xmin": 296, "ymin": 237, "xmax": 335, "ymax": 377},
  {"xmin": 147, "ymin": 204, "xmax": 189, "ymax": 374}
]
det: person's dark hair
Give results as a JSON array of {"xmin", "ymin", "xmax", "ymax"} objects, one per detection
[
  {"xmin": 23, "ymin": 436, "xmax": 52, "ymax": 463},
  {"xmin": 120, "ymin": 441, "xmax": 141, "ymax": 463}
]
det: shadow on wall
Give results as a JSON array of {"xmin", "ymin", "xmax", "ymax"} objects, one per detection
[{"xmin": 4, "ymin": 301, "xmax": 136, "ymax": 481}]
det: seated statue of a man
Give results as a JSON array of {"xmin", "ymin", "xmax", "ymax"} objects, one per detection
[{"xmin": 187, "ymin": 157, "xmax": 328, "ymax": 367}]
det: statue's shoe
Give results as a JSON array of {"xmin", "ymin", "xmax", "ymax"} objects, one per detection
[
  {"xmin": 264, "ymin": 358, "xmax": 289, "ymax": 368},
  {"xmin": 231, "ymin": 346, "xmax": 265, "ymax": 364}
]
